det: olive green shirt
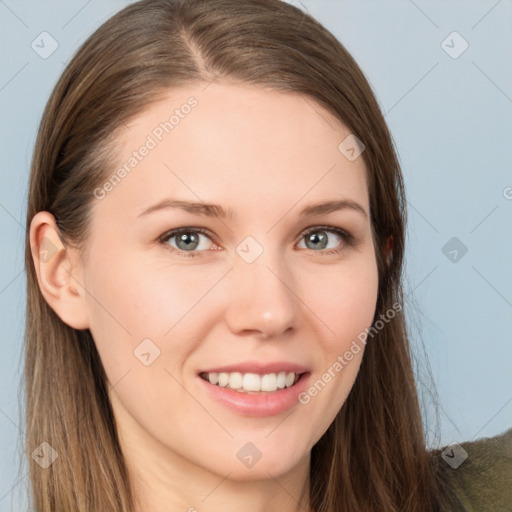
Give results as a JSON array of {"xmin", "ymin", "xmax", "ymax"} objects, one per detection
[{"xmin": 434, "ymin": 428, "xmax": 512, "ymax": 511}]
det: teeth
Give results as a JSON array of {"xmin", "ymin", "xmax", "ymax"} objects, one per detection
[
  {"xmin": 217, "ymin": 372, "xmax": 228, "ymax": 387},
  {"xmin": 260, "ymin": 373, "xmax": 277, "ymax": 391},
  {"xmin": 208, "ymin": 372, "xmax": 219, "ymax": 385},
  {"xmin": 243, "ymin": 373, "xmax": 261, "ymax": 391},
  {"xmin": 203, "ymin": 371, "xmax": 300, "ymax": 392},
  {"xmin": 229, "ymin": 372, "xmax": 243, "ymax": 390}
]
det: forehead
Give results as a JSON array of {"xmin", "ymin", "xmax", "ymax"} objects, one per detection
[{"xmin": 95, "ymin": 81, "xmax": 369, "ymax": 222}]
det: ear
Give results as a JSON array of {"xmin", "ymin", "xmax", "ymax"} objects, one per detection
[
  {"xmin": 383, "ymin": 235, "xmax": 393, "ymax": 265},
  {"xmin": 29, "ymin": 211, "xmax": 90, "ymax": 330}
]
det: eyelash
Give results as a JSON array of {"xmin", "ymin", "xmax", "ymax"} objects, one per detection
[{"xmin": 158, "ymin": 226, "xmax": 355, "ymax": 259}]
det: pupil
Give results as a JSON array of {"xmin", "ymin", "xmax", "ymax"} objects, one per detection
[
  {"xmin": 177, "ymin": 233, "xmax": 198, "ymax": 251},
  {"xmin": 307, "ymin": 231, "xmax": 327, "ymax": 250}
]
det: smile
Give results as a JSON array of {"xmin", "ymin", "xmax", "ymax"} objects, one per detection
[{"xmin": 199, "ymin": 371, "xmax": 302, "ymax": 393}]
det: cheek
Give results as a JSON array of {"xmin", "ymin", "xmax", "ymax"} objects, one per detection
[
  {"xmin": 296, "ymin": 258, "xmax": 378, "ymax": 444},
  {"xmin": 83, "ymin": 252, "xmax": 231, "ymax": 378},
  {"xmin": 86, "ymin": 253, "xmax": 218, "ymax": 334},
  {"xmin": 303, "ymin": 254, "xmax": 379, "ymax": 352}
]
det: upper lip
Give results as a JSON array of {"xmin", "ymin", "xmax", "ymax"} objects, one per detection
[{"xmin": 198, "ymin": 361, "xmax": 310, "ymax": 375}]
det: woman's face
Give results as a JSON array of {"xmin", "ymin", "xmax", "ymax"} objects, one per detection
[{"xmin": 75, "ymin": 82, "xmax": 378, "ymax": 481}]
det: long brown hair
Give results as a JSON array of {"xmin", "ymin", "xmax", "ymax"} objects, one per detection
[{"xmin": 24, "ymin": 0, "xmax": 441, "ymax": 510}]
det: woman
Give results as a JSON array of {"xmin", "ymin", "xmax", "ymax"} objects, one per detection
[{"xmin": 24, "ymin": 0, "xmax": 510, "ymax": 511}]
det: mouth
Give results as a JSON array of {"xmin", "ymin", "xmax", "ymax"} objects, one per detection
[
  {"xmin": 199, "ymin": 371, "xmax": 305, "ymax": 394},
  {"xmin": 196, "ymin": 369, "xmax": 312, "ymax": 417}
]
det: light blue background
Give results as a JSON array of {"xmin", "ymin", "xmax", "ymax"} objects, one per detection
[{"xmin": 1, "ymin": 1, "xmax": 511, "ymax": 509}]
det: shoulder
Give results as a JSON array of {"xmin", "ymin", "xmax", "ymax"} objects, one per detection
[{"xmin": 432, "ymin": 427, "xmax": 512, "ymax": 512}]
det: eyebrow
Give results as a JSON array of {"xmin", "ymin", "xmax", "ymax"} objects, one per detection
[{"xmin": 137, "ymin": 198, "xmax": 368, "ymax": 219}]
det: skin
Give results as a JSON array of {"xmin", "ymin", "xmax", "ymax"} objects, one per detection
[{"xmin": 31, "ymin": 81, "xmax": 380, "ymax": 512}]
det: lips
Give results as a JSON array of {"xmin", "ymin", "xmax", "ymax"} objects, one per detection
[
  {"xmin": 197, "ymin": 361, "xmax": 310, "ymax": 375},
  {"xmin": 196, "ymin": 370, "xmax": 311, "ymax": 417}
]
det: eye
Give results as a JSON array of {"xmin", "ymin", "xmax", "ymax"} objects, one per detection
[
  {"xmin": 159, "ymin": 225, "xmax": 354, "ymax": 258},
  {"xmin": 297, "ymin": 226, "xmax": 353, "ymax": 255},
  {"xmin": 159, "ymin": 227, "xmax": 217, "ymax": 258}
]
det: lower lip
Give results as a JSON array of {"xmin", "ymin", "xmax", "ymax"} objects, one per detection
[{"xmin": 197, "ymin": 373, "xmax": 311, "ymax": 417}]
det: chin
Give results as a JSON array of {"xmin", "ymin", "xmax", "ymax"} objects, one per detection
[{"xmin": 221, "ymin": 458, "xmax": 301, "ymax": 482}]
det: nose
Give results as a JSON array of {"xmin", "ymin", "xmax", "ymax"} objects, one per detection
[{"xmin": 224, "ymin": 251, "xmax": 299, "ymax": 340}]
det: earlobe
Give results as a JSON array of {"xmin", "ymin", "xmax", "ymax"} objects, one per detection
[{"xmin": 29, "ymin": 211, "xmax": 90, "ymax": 330}]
